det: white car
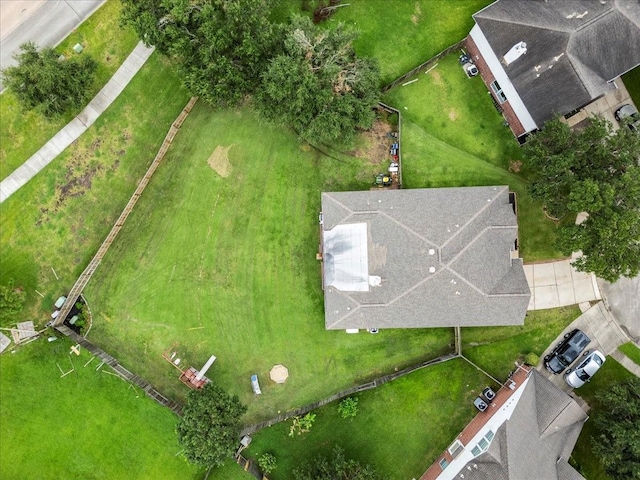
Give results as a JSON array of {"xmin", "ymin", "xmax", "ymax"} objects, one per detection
[{"xmin": 564, "ymin": 350, "xmax": 606, "ymax": 388}]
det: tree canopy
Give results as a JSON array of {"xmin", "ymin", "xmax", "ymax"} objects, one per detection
[
  {"xmin": 120, "ymin": 0, "xmax": 280, "ymax": 106},
  {"xmin": 176, "ymin": 382, "xmax": 247, "ymax": 467},
  {"xmin": 257, "ymin": 15, "xmax": 380, "ymax": 146},
  {"xmin": 592, "ymin": 378, "xmax": 640, "ymax": 479},
  {"xmin": 1, "ymin": 42, "xmax": 97, "ymax": 117},
  {"xmin": 523, "ymin": 116, "xmax": 640, "ymax": 282},
  {"xmin": 293, "ymin": 446, "xmax": 380, "ymax": 480}
]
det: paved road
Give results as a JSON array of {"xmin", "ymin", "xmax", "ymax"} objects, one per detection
[
  {"xmin": 0, "ymin": 0, "xmax": 107, "ymax": 91},
  {"xmin": 598, "ymin": 276, "xmax": 640, "ymax": 342}
]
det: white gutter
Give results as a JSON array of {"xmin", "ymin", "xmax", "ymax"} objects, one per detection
[{"xmin": 470, "ymin": 24, "xmax": 537, "ymax": 133}]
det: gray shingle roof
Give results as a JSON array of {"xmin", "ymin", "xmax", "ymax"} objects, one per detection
[
  {"xmin": 321, "ymin": 187, "xmax": 530, "ymax": 329},
  {"xmin": 462, "ymin": 371, "xmax": 587, "ymax": 480},
  {"xmin": 474, "ymin": 0, "xmax": 640, "ymax": 126}
]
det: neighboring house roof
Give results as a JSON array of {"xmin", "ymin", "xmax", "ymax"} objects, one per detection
[
  {"xmin": 421, "ymin": 367, "xmax": 588, "ymax": 480},
  {"xmin": 473, "ymin": 0, "xmax": 640, "ymax": 127},
  {"xmin": 320, "ymin": 186, "xmax": 530, "ymax": 330}
]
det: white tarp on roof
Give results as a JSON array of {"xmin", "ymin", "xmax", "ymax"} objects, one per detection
[{"xmin": 323, "ymin": 222, "xmax": 369, "ymax": 292}]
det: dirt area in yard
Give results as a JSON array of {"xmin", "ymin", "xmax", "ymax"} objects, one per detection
[
  {"xmin": 448, "ymin": 108, "xmax": 458, "ymax": 121},
  {"xmin": 429, "ymin": 69, "xmax": 444, "ymax": 86},
  {"xmin": 411, "ymin": 2, "xmax": 422, "ymax": 25},
  {"xmin": 207, "ymin": 145, "xmax": 234, "ymax": 177},
  {"xmin": 353, "ymin": 119, "xmax": 394, "ymax": 165}
]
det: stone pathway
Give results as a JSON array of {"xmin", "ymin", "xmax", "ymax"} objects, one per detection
[
  {"xmin": 524, "ymin": 256, "xmax": 601, "ymax": 310},
  {"xmin": 0, "ymin": 41, "xmax": 154, "ymax": 203}
]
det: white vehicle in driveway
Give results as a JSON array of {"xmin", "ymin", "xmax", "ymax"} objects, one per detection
[{"xmin": 564, "ymin": 350, "xmax": 606, "ymax": 388}]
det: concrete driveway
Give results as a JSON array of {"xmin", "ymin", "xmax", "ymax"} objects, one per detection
[
  {"xmin": 536, "ymin": 302, "xmax": 629, "ymax": 394},
  {"xmin": 524, "ymin": 258, "xmax": 601, "ymax": 310}
]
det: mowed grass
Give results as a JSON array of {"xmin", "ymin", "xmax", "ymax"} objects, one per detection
[
  {"xmin": 570, "ymin": 359, "xmax": 636, "ymax": 480},
  {"xmin": 328, "ymin": 0, "xmax": 492, "ymax": 85},
  {"xmin": 383, "ymin": 53, "xmax": 564, "ymax": 261},
  {"xmin": 462, "ymin": 306, "xmax": 581, "ymax": 379},
  {"xmin": 0, "ymin": 0, "xmax": 138, "ymax": 179},
  {"xmin": 244, "ymin": 358, "xmax": 491, "ymax": 480},
  {"xmin": 622, "ymin": 66, "xmax": 640, "ymax": 105},
  {"xmin": 85, "ymin": 102, "xmax": 453, "ymax": 424},
  {"xmin": 0, "ymin": 336, "xmax": 208, "ymax": 480},
  {"xmin": 0, "ymin": 53, "xmax": 190, "ymax": 323},
  {"xmin": 618, "ymin": 342, "xmax": 640, "ymax": 366}
]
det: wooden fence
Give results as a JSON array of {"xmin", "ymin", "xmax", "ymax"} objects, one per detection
[
  {"xmin": 55, "ymin": 325, "xmax": 183, "ymax": 414},
  {"xmin": 53, "ymin": 97, "xmax": 199, "ymax": 327},
  {"xmin": 240, "ymin": 352, "xmax": 457, "ymax": 437},
  {"xmin": 382, "ymin": 39, "xmax": 466, "ymax": 93}
]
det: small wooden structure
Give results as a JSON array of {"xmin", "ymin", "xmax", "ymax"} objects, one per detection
[
  {"xmin": 269, "ymin": 364, "xmax": 289, "ymax": 384},
  {"xmin": 179, "ymin": 354, "xmax": 216, "ymax": 390},
  {"xmin": 10, "ymin": 321, "xmax": 39, "ymax": 344}
]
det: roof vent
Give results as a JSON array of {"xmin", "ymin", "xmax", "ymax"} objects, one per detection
[
  {"xmin": 428, "ymin": 248, "xmax": 435, "ymax": 255},
  {"xmin": 429, "ymin": 267, "xmax": 436, "ymax": 273},
  {"xmin": 369, "ymin": 275, "xmax": 382, "ymax": 286},
  {"xmin": 503, "ymin": 41, "xmax": 527, "ymax": 66}
]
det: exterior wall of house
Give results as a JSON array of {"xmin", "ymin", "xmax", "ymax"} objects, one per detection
[{"xmin": 466, "ymin": 25, "xmax": 537, "ymax": 138}]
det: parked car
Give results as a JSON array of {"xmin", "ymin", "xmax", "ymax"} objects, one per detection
[
  {"xmin": 544, "ymin": 329, "xmax": 591, "ymax": 374},
  {"xmin": 564, "ymin": 350, "xmax": 606, "ymax": 388},
  {"xmin": 614, "ymin": 104, "xmax": 640, "ymax": 132}
]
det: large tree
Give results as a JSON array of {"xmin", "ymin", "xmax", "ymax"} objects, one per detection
[
  {"xmin": 293, "ymin": 446, "xmax": 379, "ymax": 480},
  {"xmin": 176, "ymin": 382, "xmax": 247, "ymax": 467},
  {"xmin": 1, "ymin": 42, "xmax": 97, "ymax": 117},
  {"xmin": 592, "ymin": 378, "xmax": 640, "ymax": 479},
  {"xmin": 523, "ymin": 116, "xmax": 640, "ymax": 282},
  {"xmin": 120, "ymin": 0, "xmax": 280, "ymax": 106},
  {"xmin": 257, "ymin": 15, "xmax": 380, "ymax": 146}
]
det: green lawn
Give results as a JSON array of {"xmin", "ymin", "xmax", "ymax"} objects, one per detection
[
  {"xmin": 570, "ymin": 358, "xmax": 636, "ymax": 480},
  {"xmin": 618, "ymin": 342, "xmax": 640, "ymax": 366},
  {"xmin": 383, "ymin": 53, "xmax": 564, "ymax": 261},
  {"xmin": 0, "ymin": 336, "xmax": 209, "ymax": 479},
  {"xmin": 244, "ymin": 358, "xmax": 491, "ymax": 480},
  {"xmin": 0, "ymin": 0, "xmax": 139, "ymax": 179},
  {"xmin": 461, "ymin": 306, "xmax": 581, "ymax": 379},
  {"xmin": 329, "ymin": 0, "xmax": 491, "ymax": 85},
  {"xmin": 622, "ymin": 66, "xmax": 640, "ymax": 106},
  {"xmin": 0, "ymin": 53, "xmax": 190, "ymax": 322},
  {"xmin": 84, "ymin": 102, "xmax": 453, "ymax": 423}
]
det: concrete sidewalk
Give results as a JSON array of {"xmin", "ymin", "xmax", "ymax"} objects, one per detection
[
  {"xmin": 0, "ymin": 42, "xmax": 154, "ymax": 203},
  {"xmin": 524, "ymin": 257, "xmax": 601, "ymax": 310}
]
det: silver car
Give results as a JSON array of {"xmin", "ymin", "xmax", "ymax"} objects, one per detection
[{"xmin": 564, "ymin": 350, "xmax": 606, "ymax": 388}]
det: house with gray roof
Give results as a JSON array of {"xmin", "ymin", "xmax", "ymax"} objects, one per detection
[
  {"xmin": 421, "ymin": 366, "xmax": 588, "ymax": 480},
  {"xmin": 320, "ymin": 186, "xmax": 530, "ymax": 330},
  {"xmin": 465, "ymin": 0, "xmax": 640, "ymax": 141}
]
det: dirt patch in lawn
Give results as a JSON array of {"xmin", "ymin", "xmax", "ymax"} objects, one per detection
[
  {"xmin": 411, "ymin": 2, "xmax": 422, "ymax": 25},
  {"xmin": 448, "ymin": 108, "xmax": 458, "ymax": 121},
  {"xmin": 353, "ymin": 119, "xmax": 393, "ymax": 165},
  {"xmin": 429, "ymin": 69, "xmax": 443, "ymax": 86},
  {"xmin": 207, "ymin": 145, "xmax": 234, "ymax": 177}
]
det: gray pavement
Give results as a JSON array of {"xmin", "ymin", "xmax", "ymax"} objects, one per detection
[
  {"xmin": 524, "ymin": 258, "xmax": 601, "ymax": 310},
  {"xmin": 1, "ymin": 0, "xmax": 107, "ymax": 91},
  {"xmin": 0, "ymin": 42, "xmax": 154, "ymax": 203},
  {"xmin": 536, "ymin": 301, "xmax": 632, "ymax": 393},
  {"xmin": 598, "ymin": 275, "xmax": 640, "ymax": 342}
]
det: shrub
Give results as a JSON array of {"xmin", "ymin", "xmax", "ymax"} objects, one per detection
[{"xmin": 338, "ymin": 397, "xmax": 359, "ymax": 419}]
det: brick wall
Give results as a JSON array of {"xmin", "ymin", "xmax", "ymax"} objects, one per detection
[{"xmin": 465, "ymin": 36, "xmax": 527, "ymax": 138}]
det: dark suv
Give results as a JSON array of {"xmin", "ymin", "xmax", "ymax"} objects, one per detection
[{"xmin": 544, "ymin": 329, "xmax": 591, "ymax": 374}]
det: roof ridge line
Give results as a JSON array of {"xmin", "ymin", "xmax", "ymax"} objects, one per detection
[
  {"xmin": 325, "ymin": 287, "xmax": 361, "ymax": 328},
  {"xmin": 440, "ymin": 187, "xmax": 508, "ymax": 250},
  {"xmin": 323, "ymin": 193, "xmax": 355, "ymax": 225},
  {"xmin": 375, "ymin": 209, "xmax": 440, "ymax": 249}
]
